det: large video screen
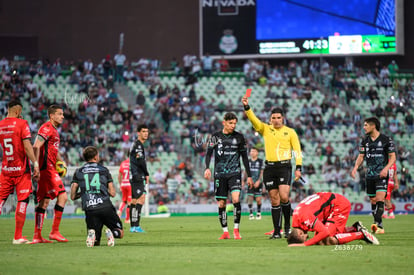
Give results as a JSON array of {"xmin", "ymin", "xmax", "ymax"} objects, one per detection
[{"xmin": 200, "ymin": 0, "xmax": 404, "ymax": 58}]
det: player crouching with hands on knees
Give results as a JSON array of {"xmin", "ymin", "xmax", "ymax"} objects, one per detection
[
  {"xmin": 71, "ymin": 146, "xmax": 124, "ymax": 247},
  {"xmin": 287, "ymin": 192, "xmax": 379, "ymax": 247}
]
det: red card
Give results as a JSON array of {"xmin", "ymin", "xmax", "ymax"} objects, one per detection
[{"xmin": 245, "ymin": 88, "xmax": 252, "ymax": 97}]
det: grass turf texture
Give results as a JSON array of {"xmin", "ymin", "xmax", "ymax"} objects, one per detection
[{"xmin": 0, "ymin": 215, "xmax": 413, "ymax": 275}]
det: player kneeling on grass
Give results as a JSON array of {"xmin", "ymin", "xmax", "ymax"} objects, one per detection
[
  {"xmin": 70, "ymin": 146, "xmax": 124, "ymax": 247},
  {"xmin": 287, "ymin": 192, "xmax": 379, "ymax": 247}
]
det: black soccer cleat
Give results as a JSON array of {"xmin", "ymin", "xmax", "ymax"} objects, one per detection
[
  {"xmin": 269, "ymin": 232, "xmax": 282, "ymax": 239},
  {"xmin": 352, "ymin": 221, "xmax": 366, "ymax": 232},
  {"xmin": 284, "ymin": 228, "xmax": 291, "ymax": 238}
]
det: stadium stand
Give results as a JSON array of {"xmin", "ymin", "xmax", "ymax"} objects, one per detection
[{"xmin": 0, "ymin": 57, "xmax": 413, "ymax": 209}]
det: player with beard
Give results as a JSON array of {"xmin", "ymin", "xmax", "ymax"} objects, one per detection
[
  {"xmin": 30, "ymin": 104, "xmax": 68, "ymax": 244},
  {"xmin": 0, "ymin": 100, "xmax": 40, "ymax": 244}
]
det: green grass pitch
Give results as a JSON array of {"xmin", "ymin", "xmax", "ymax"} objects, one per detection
[{"xmin": 0, "ymin": 214, "xmax": 413, "ymax": 274}]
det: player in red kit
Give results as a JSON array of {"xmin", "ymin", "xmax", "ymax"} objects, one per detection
[
  {"xmin": 118, "ymin": 158, "xmax": 131, "ymax": 223},
  {"xmin": 30, "ymin": 105, "xmax": 68, "ymax": 244},
  {"xmin": 383, "ymin": 163, "xmax": 398, "ymax": 219},
  {"xmin": 0, "ymin": 101, "xmax": 40, "ymax": 244},
  {"xmin": 287, "ymin": 192, "xmax": 379, "ymax": 246}
]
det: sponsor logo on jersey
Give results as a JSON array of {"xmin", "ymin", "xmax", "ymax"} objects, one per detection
[
  {"xmin": 217, "ymin": 142, "xmax": 223, "ymax": 156},
  {"xmin": 2, "ymin": 166, "xmax": 22, "ymax": 172},
  {"xmin": 87, "ymin": 198, "xmax": 104, "ymax": 207},
  {"xmin": 304, "ymin": 219, "xmax": 313, "ymax": 227}
]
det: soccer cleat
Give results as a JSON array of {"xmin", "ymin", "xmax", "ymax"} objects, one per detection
[
  {"xmin": 382, "ymin": 214, "xmax": 388, "ymax": 219},
  {"xmin": 352, "ymin": 221, "xmax": 366, "ymax": 232},
  {"xmin": 388, "ymin": 215, "xmax": 395, "ymax": 219},
  {"xmin": 361, "ymin": 228, "xmax": 380, "ymax": 245},
  {"xmin": 256, "ymin": 213, "xmax": 262, "ymax": 220},
  {"xmin": 269, "ymin": 232, "xmax": 282, "ymax": 239},
  {"xmin": 86, "ymin": 229, "xmax": 96, "ymax": 247},
  {"xmin": 29, "ymin": 237, "xmax": 53, "ymax": 244},
  {"xmin": 264, "ymin": 229, "xmax": 274, "ymax": 235},
  {"xmin": 371, "ymin": 224, "xmax": 385, "ymax": 234},
  {"xmin": 105, "ymin": 229, "xmax": 115, "ymax": 247},
  {"xmin": 284, "ymin": 228, "xmax": 291, "ymax": 238},
  {"xmin": 135, "ymin": 226, "xmax": 145, "ymax": 233},
  {"xmin": 49, "ymin": 231, "xmax": 69, "ymax": 242},
  {"xmin": 219, "ymin": 232, "xmax": 230, "ymax": 240},
  {"xmin": 249, "ymin": 214, "xmax": 254, "ymax": 220},
  {"xmin": 12, "ymin": 237, "xmax": 29, "ymax": 244},
  {"xmin": 233, "ymin": 229, "xmax": 242, "ymax": 240},
  {"xmin": 130, "ymin": 226, "xmax": 145, "ymax": 233}
]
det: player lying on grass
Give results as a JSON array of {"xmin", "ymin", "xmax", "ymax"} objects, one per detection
[{"xmin": 287, "ymin": 192, "xmax": 379, "ymax": 246}]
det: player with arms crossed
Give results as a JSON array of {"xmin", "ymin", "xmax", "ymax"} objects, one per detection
[
  {"xmin": 351, "ymin": 117, "xmax": 396, "ymax": 234},
  {"xmin": 245, "ymin": 147, "xmax": 264, "ymax": 220},
  {"xmin": 30, "ymin": 104, "xmax": 68, "ymax": 244},
  {"xmin": 242, "ymin": 95, "xmax": 302, "ymax": 239},
  {"xmin": 287, "ymin": 192, "xmax": 379, "ymax": 246},
  {"xmin": 118, "ymin": 158, "xmax": 131, "ymax": 223},
  {"xmin": 383, "ymin": 163, "xmax": 399, "ymax": 219},
  {"xmin": 0, "ymin": 100, "xmax": 40, "ymax": 244},
  {"xmin": 71, "ymin": 146, "xmax": 124, "ymax": 247},
  {"xmin": 204, "ymin": 112, "xmax": 253, "ymax": 240},
  {"xmin": 129, "ymin": 124, "xmax": 150, "ymax": 233}
]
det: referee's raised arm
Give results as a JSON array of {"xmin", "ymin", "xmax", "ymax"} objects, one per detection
[
  {"xmin": 242, "ymin": 96, "xmax": 265, "ymax": 134},
  {"xmin": 242, "ymin": 94, "xmax": 301, "ymax": 239}
]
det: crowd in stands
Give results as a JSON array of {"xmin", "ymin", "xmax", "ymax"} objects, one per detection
[
  {"xmin": 0, "ymin": 55, "xmax": 174, "ymax": 168},
  {"xmin": 1, "ymin": 54, "xmax": 413, "ymax": 206}
]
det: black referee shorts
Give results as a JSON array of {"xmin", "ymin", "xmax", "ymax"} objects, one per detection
[{"xmin": 263, "ymin": 161, "xmax": 292, "ymax": 191}]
